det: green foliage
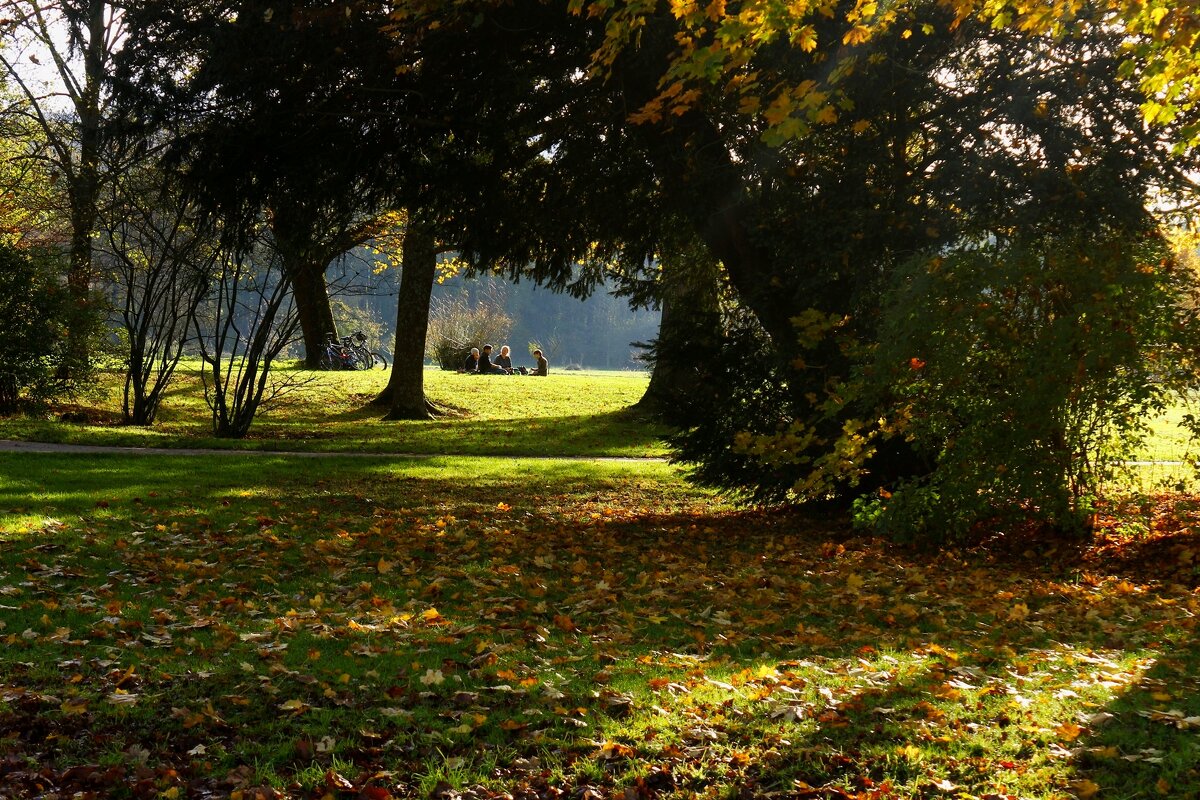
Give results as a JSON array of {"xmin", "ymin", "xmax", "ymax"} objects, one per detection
[
  {"xmin": 330, "ymin": 297, "xmax": 388, "ymax": 353},
  {"xmin": 667, "ymin": 311, "xmax": 803, "ymax": 504},
  {"xmin": 860, "ymin": 233, "xmax": 1200, "ymax": 539},
  {"xmin": 0, "ymin": 245, "xmax": 79, "ymax": 413}
]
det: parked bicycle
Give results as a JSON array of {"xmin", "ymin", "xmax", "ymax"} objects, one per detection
[{"xmin": 319, "ymin": 332, "xmax": 388, "ymax": 370}]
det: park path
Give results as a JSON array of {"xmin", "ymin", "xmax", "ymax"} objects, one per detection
[{"xmin": 0, "ymin": 439, "xmax": 664, "ymax": 462}]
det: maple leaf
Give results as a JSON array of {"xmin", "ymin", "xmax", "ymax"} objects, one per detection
[
  {"xmin": 1054, "ymin": 721, "xmax": 1083, "ymax": 740},
  {"xmin": 842, "ymin": 25, "xmax": 871, "ymax": 45},
  {"xmin": 1007, "ymin": 602, "xmax": 1030, "ymax": 621}
]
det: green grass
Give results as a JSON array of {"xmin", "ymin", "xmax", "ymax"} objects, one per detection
[
  {"xmin": 2, "ymin": 372, "xmax": 1200, "ymax": 798},
  {"xmin": 0, "ymin": 363, "xmax": 667, "ymax": 457}
]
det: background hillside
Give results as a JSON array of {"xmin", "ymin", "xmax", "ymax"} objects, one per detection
[{"xmin": 329, "ymin": 251, "xmax": 661, "ymax": 370}]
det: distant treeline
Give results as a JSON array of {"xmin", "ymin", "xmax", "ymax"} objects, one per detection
[{"xmin": 328, "ymin": 253, "xmax": 661, "ymax": 370}]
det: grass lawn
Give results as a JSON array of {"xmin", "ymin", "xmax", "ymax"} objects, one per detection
[
  {"xmin": 0, "ymin": 364, "xmax": 667, "ymax": 458},
  {"xmin": 1, "ymin": 371, "xmax": 1200, "ymax": 799}
]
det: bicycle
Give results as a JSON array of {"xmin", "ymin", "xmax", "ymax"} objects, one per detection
[
  {"xmin": 319, "ymin": 332, "xmax": 388, "ymax": 370},
  {"xmin": 347, "ymin": 331, "xmax": 389, "ymax": 370}
]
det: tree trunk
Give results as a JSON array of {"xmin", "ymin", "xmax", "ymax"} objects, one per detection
[
  {"xmin": 290, "ymin": 262, "xmax": 339, "ymax": 366},
  {"xmin": 60, "ymin": 0, "xmax": 108, "ymax": 377},
  {"xmin": 636, "ymin": 241, "xmax": 722, "ymax": 423},
  {"xmin": 374, "ymin": 220, "xmax": 440, "ymax": 419}
]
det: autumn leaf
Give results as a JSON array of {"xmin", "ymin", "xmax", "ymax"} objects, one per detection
[
  {"xmin": 842, "ymin": 25, "xmax": 871, "ymax": 45},
  {"xmin": 1054, "ymin": 721, "xmax": 1083, "ymax": 740}
]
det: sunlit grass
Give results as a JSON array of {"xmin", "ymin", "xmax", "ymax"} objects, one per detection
[{"xmin": 0, "ymin": 363, "xmax": 666, "ymax": 457}]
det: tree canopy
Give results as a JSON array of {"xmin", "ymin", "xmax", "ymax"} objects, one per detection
[{"xmin": 103, "ymin": 0, "xmax": 1200, "ymax": 533}]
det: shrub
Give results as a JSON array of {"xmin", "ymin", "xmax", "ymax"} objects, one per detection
[
  {"xmin": 426, "ymin": 290, "xmax": 512, "ymax": 370},
  {"xmin": 860, "ymin": 232, "xmax": 1200, "ymax": 539},
  {"xmin": 0, "ymin": 245, "xmax": 75, "ymax": 413}
]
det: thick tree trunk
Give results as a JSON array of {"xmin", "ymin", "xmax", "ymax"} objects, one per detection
[
  {"xmin": 613, "ymin": 19, "xmax": 794, "ymax": 350},
  {"xmin": 374, "ymin": 220, "xmax": 440, "ymax": 420},
  {"xmin": 636, "ymin": 242, "xmax": 722, "ymax": 423},
  {"xmin": 290, "ymin": 263, "xmax": 338, "ymax": 366}
]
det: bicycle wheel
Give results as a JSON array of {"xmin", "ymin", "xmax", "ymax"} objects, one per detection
[
  {"xmin": 371, "ymin": 352, "xmax": 389, "ymax": 369},
  {"xmin": 351, "ymin": 345, "xmax": 373, "ymax": 370},
  {"xmin": 318, "ymin": 349, "xmax": 336, "ymax": 371}
]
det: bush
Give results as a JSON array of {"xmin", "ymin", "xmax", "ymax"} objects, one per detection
[
  {"xmin": 0, "ymin": 245, "xmax": 76, "ymax": 413},
  {"xmin": 860, "ymin": 232, "xmax": 1200, "ymax": 539},
  {"xmin": 426, "ymin": 290, "xmax": 512, "ymax": 370}
]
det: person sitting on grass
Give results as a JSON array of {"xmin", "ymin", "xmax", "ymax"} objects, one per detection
[
  {"xmin": 462, "ymin": 347, "xmax": 480, "ymax": 373},
  {"xmin": 477, "ymin": 344, "xmax": 509, "ymax": 375},
  {"xmin": 495, "ymin": 345, "xmax": 514, "ymax": 373},
  {"xmin": 532, "ymin": 349, "xmax": 548, "ymax": 376}
]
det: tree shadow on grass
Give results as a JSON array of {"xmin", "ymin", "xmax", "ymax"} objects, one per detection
[
  {"xmin": 1066, "ymin": 633, "xmax": 1200, "ymax": 797},
  {"xmin": 3, "ymin": 457, "xmax": 1199, "ymax": 798}
]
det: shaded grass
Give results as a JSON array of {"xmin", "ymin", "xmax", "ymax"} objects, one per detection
[{"xmin": 2, "ymin": 453, "xmax": 1200, "ymax": 798}]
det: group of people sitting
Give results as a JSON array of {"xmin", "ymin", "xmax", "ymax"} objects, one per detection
[{"xmin": 462, "ymin": 344, "xmax": 548, "ymax": 376}]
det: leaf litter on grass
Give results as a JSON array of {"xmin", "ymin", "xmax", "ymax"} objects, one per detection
[{"xmin": 1, "ymin": 471, "xmax": 1200, "ymax": 799}]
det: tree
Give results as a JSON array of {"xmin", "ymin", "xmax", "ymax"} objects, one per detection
[
  {"xmin": 429, "ymin": 1, "xmax": 1200, "ymax": 535},
  {"xmin": 0, "ymin": 242, "xmax": 72, "ymax": 412},
  {"xmin": 97, "ymin": 158, "xmax": 216, "ymax": 425},
  {"xmin": 193, "ymin": 234, "xmax": 300, "ymax": 439},
  {"xmin": 113, "ymin": 0, "xmax": 666, "ymax": 421},
  {"xmin": 372, "ymin": 216, "xmax": 442, "ymax": 419},
  {"xmin": 0, "ymin": 0, "xmax": 125, "ymax": 373},
  {"xmin": 634, "ymin": 234, "xmax": 724, "ymax": 423}
]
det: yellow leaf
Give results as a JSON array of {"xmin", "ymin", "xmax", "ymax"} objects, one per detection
[
  {"xmin": 376, "ymin": 557, "xmax": 394, "ymax": 574},
  {"xmin": 61, "ymin": 699, "xmax": 88, "ymax": 715},
  {"xmin": 738, "ymin": 95, "xmax": 761, "ymax": 114},
  {"xmin": 795, "ymin": 25, "xmax": 818, "ymax": 51},
  {"xmin": 1055, "ymin": 721, "xmax": 1083, "ymax": 740},
  {"xmin": 843, "ymin": 25, "xmax": 871, "ymax": 46},
  {"xmin": 845, "ymin": 573, "xmax": 865, "ymax": 592},
  {"xmin": 1156, "ymin": 778, "xmax": 1171, "ymax": 794},
  {"xmin": 1070, "ymin": 779, "xmax": 1101, "ymax": 798},
  {"xmin": 815, "ymin": 105, "xmax": 838, "ymax": 124},
  {"xmin": 422, "ymin": 607, "xmax": 441, "ymax": 621},
  {"xmin": 419, "ymin": 669, "xmax": 445, "ymax": 686},
  {"xmin": 1151, "ymin": 691, "xmax": 1173, "ymax": 702}
]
